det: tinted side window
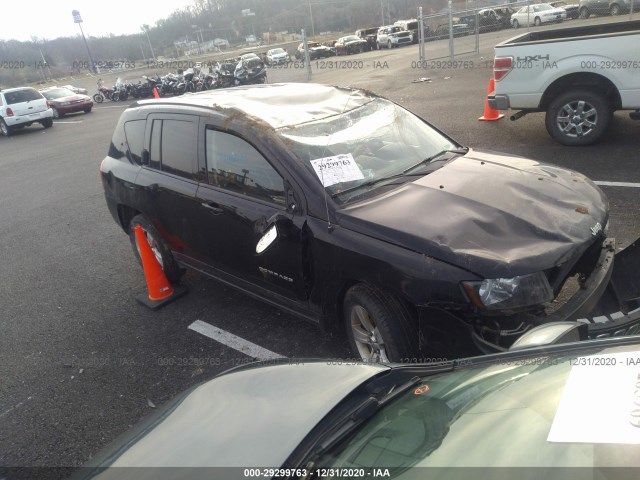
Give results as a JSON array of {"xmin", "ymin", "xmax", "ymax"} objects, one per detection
[
  {"xmin": 124, "ymin": 120, "xmax": 145, "ymax": 164},
  {"xmin": 205, "ymin": 129, "xmax": 285, "ymax": 205},
  {"xmin": 160, "ymin": 119, "xmax": 196, "ymax": 178}
]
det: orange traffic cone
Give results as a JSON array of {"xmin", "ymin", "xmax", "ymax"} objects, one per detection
[
  {"xmin": 153, "ymin": 87, "xmax": 160, "ymax": 99},
  {"xmin": 478, "ymin": 78, "xmax": 504, "ymax": 121},
  {"xmin": 134, "ymin": 225, "xmax": 187, "ymax": 310}
]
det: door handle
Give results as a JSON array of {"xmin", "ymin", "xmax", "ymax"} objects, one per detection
[{"xmin": 201, "ymin": 202, "xmax": 224, "ymax": 215}]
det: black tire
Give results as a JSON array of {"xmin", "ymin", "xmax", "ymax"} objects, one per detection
[
  {"xmin": 93, "ymin": 93, "xmax": 104, "ymax": 103},
  {"xmin": 128, "ymin": 214, "xmax": 185, "ymax": 284},
  {"xmin": 0, "ymin": 119, "xmax": 12, "ymax": 136},
  {"xmin": 579, "ymin": 7, "xmax": 589, "ymax": 18},
  {"xmin": 513, "ymin": 19, "xmax": 519, "ymax": 28},
  {"xmin": 41, "ymin": 118, "xmax": 53, "ymax": 128},
  {"xmin": 84, "ymin": 107, "xmax": 92, "ymax": 114},
  {"xmin": 52, "ymin": 107, "xmax": 61, "ymax": 119},
  {"xmin": 610, "ymin": 3, "xmax": 621, "ymax": 15},
  {"xmin": 343, "ymin": 284, "xmax": 420, "ymax": 363},
  {"xmin": 387, "ymin": 40, "xmax": 392, "ymax": 49},
  {"xmin": 545, "ymin": 89, "xmax": 612, "ymax": 146},
  {"xmin": 534, "ymin": 16, "xmax": 542, "ymax": 26}
]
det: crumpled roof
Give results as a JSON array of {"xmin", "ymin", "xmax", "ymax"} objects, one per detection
[{"xmin": 136, "ymin": 83, "xmax": 374, "ymax": 129}]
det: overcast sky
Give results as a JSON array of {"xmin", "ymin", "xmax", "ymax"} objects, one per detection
[{"xmin": 1, "ymin": 0, "xmax": 197, "ymax": 41}]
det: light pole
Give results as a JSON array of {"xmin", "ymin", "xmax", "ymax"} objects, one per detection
[
  {"xmin": 141, "ymin": 25, "xmax": 156, "ymax": 64},
  {"xmin": 72, "ymin": 10, "xmax": 96, "ymax": 73}
]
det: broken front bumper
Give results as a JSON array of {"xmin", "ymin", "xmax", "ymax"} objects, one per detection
[{"xmin": 471, "ymin": 237, "xmax": 640, "ymax": 353}]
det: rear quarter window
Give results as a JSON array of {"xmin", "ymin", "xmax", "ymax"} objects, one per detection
[{"xmin": 123, "ymin": 120, "xmax": 146, "ymax": 164}]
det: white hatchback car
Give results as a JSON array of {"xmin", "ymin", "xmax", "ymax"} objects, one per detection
[
  {"xmin": 0, "ymin": 87, "xmax": 53, "ymax": 136},
  {"xmin": 511, "ymin": 3, "xmax": 567, "ymax": 27}
]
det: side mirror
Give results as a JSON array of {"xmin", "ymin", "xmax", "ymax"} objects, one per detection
[
  {"xmin": 256, "ymin": 224, "xmax": 278, "ymax": 254},
  {"xmin": 509, "ymin": 322, "xmax": 588, "ymax": 351},
  {"xmin": 140, "ymin": 149, "xmax": 150, "ymax": 166}
]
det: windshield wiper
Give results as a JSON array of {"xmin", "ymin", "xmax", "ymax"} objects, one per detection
[
  {"xmin": 402, "ymin": 147, "xmax": 469, "ymax": 174},
  {"xmin": 330, "ymin": 171, "xmax": 426, "ymax": 198},
  {"xmin": 330, "ymin": 148, "xmax": 468, "ymax": 199},
  {"xmin": 309, "ymin": 375, "xmax": 422, "ymax": 458}
]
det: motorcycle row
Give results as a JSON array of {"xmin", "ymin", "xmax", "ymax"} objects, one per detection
[{"xmin": 92, "ymin": 56, "xmax": 267, "ymax": 103}]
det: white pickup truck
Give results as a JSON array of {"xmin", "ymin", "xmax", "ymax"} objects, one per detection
[{"xmin": 489, "ymin": 20, "xmax": 640, "ymax": 146}]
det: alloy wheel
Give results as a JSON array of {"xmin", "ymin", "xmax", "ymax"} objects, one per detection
[
  {"xmin": 556, "ymin": 99, "xmax": 598, "ymax": 138},
  {"xmin": 350, "ymin": 305, "xmax": 390, "ymax": 363}
]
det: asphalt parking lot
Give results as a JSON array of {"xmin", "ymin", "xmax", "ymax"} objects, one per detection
[{"xmin": 1, "ymin": 20, "xmax": 639, "ymax": 476}]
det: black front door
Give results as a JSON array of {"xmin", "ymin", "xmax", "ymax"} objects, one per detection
[{"xmin": 193, "ymin": 127, "xmax": 308, "ymax": 302}]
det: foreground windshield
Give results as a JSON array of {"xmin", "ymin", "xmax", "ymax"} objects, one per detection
[
  {"xmin": 312, "ymin": 345, "xmax": 640, "ymax": 472},
  {"xmin": 278, "ymin": 98, "xmax": 456, "ymax": 198}
]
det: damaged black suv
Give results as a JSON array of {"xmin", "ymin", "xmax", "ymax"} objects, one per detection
[{"xmin": 101, "ymin": 83, "xmax": 639, "ymax": 362}]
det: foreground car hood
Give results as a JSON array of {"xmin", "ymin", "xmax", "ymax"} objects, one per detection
[
  {"xmin": 337, "ymin": 149, "xmax": 608, "ymax": 277},
  {"xmin": 81, "ymin": 362, "xmax": 387, "ymax": 471}
]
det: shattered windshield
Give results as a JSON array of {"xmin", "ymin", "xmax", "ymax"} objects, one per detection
[{"xmin": 278, "ymin": 98, "xmax": 457, "ymax": 199}]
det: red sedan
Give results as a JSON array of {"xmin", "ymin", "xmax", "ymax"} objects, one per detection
[{"xmin": 40, "ymin": 87, "xmax": 93, "ymax": 118}]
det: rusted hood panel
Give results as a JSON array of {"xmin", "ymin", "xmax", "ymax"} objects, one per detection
[{"xmin": 337, "ymin": 149, "xmax": 609, "ymax": 277}]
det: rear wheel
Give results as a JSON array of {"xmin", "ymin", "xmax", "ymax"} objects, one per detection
[
  {"xmin": 41, "ymin": 118, "xmax": 53, "ymax": 128},
  {"xmin": 0, "ymin": 119, "xmax": 13, "ymax": 136},
  {"xmin": 344, "ymin": 284, "xmax": 420, "ymax": 363},
  {"xmin": 579, "ymin": 7, "xmax": 589, "ymax": 18},
  {"xmin": 128, "ymin": 214, "xmax": 185, "ymax": 284},
  {"xmin": 534, "ymin": 16, "xmax": 542, "ymax": 26},
  {"xmin": 610, "ymin": 3, "xmax": 621, "ymax": 15},
  {"xmin": 93, "ymin": 93, "xmax": 104, "ymax": 103},
  {"xmin": 545, "ymin": 89, "xmax": 611, "ymax": 146},
  {"xmin": 387, "ymin": 40, "xmax": 392, "ymax": 49}
]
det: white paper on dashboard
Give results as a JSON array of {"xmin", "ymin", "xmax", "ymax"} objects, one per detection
[
  {"xmin": 547, "ymin": 351, "xmax": 640, "ymax": 444},
  {"xmin": 311, "ymin": 153, "xmax": 364, "ymax": 187}
]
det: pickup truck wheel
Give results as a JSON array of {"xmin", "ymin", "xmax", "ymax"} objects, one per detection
[
  {"xmin": 344, "ymin": 284, "xmax": 419, "ymax": 363},
  {"xmin": 610, "ymin": 3, "xmax": 621, "ymax": 15},
  {"xmin": 41, "ymin": 118, "xmax": 53, "ymax": 128},
  {"xmin": 545, "ymin": 90, "xmax": 611, "ymax": 146},
  {"xmin": 128, "ymin": 214, "xmax": 185, "ymax": 284},
  {"xmin": 512, "ymin": 19, "xmax": 519, "ymax": 28},
  {"xmin": 579, "ymin": 7, "xmax": 589, "ymax": 18},
  {"xmin": 387, "ymin": 40, "xmax": 392, "ymax": 49},
  {"xmin": 534, "ymin": 16, "xmax": 542, "ymax": 26}
]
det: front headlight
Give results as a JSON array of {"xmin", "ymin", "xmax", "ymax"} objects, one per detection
[{"xmin": 462, "ymin": 271, "xmax": 554, "ymax": 311}]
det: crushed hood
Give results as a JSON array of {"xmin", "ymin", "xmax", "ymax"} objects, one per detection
[{"xmin": 337, "ymin": 149, "xmax": 608, "ymax": 277}]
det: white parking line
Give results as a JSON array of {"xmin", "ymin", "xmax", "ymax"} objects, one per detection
[
  {"xmin": 188, "ymin": 320, "xmax": 285, "ymax": 360},
  {"xmin": 54, "ymin": 121, "xmax": 83, "ymax": 124},
  {"xmin": 594, "ymin": 181, "xmax": 640, "ymax": 188},
  {"xmin": 94, "ymin": 104, "xmax": 131, "ymax": 109}
]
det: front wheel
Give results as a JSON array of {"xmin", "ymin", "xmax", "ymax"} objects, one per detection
[
  {"xmin": 128, "ymin": 214, "xmax": 185, "ymax": 284},
  {"xmin": 52, "ymin": 107, "xmax": 62, "ymax": 119},
  {"xmin": 387, "ymin": 40, "xmax": 392, "ymax": 49},
  {"xmin": 512, "ymin": 19, "xmax": 519, "ymax": 28},
  {"xmin": 93, "ymin": 93, "xmax": 104, "ymax": 103},
  {"xmin": 534, "ymin": 16, "xmax": 542, "ymax": 26},
  {"xmin": 545, "ymin": 89, "xmax": 612, "ymax": 146},
  {"xmin": 579, "ymin": 7, "xmax": 589, "ymax": 18},
  {"xmin": 344, "ymin": 284, "xmax": 420, "ymax": 363},
  {"xmin": 610, "ymin": 3, "xmax": 621, "ymax": 15}
]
